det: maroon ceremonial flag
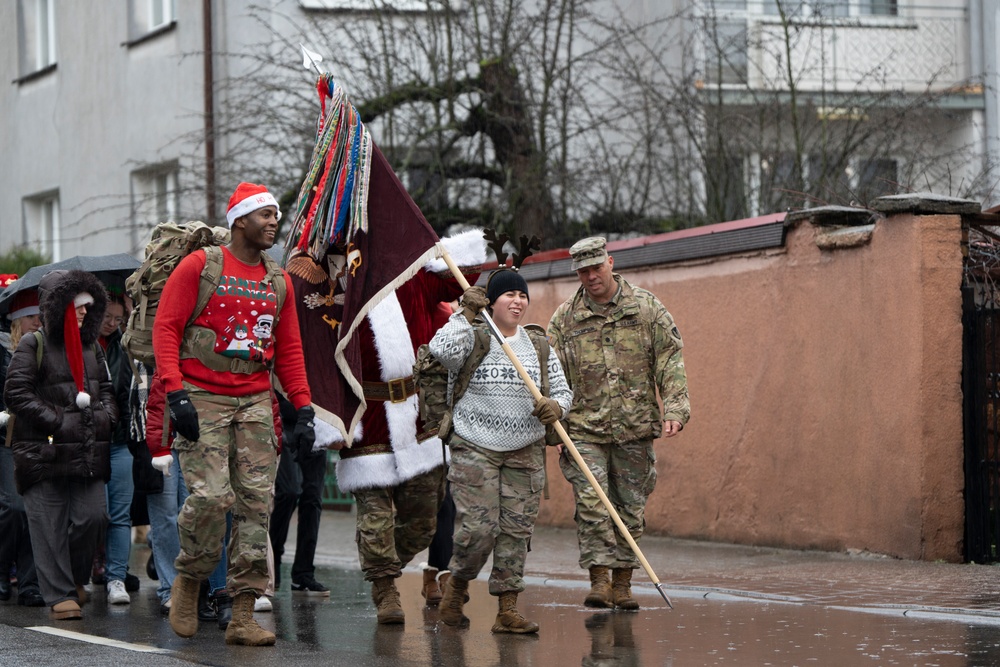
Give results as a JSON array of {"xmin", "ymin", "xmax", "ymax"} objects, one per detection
[{"xmin": 291, "ymin": 143, "xmax": 441, "ymax": 446}]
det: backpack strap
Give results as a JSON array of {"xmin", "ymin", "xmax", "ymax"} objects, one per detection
[
  {"xmin": 524, "ymin": 324, "xmax": 554, "ymax": 498},
  {"xmin": 193, "ymin": 246, "xmax": 225, "ymax": 326},
  {"xmin": 260, "ymin": 252, "xmax": 287, "ymax": 316}
]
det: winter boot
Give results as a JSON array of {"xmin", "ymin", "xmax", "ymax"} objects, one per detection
[
  {"xmin": 50, "ymin": 599, "xmax": 82, "ymax": 621},
  {"xmin": 491, "ymin": 591, "xmax": 539, "ymax": 634},
  {"xmin": 197, "ymin": 581, "xmax": 217, "ymax": 622},
  {"xmin": 225, "ymin": 592, "xmax": 276, "ymax": 646},
  {"xmin": 421, "ymin": 567, "xmax": 442, "ymax": 606},
  {"xmin": 585, "ymin": 566, "xmax": 614, "ymax": 608},
  {"xmin": 213, "ymin": 591, "xmax": 233, "ymax": 630},
  {"xmin": 612, "ymin": 568, "xmax": 640, "ymax": 610},
  {"xmin": 169, "ymin": 575, "xmax": 201, "ymax": 638},
  {"xmin": 371, "ymin": 576, "xmax": 405, "ymax": 624},
  {"xmin": 439, "ymin": 576, "xmax": 470, "ymax": 627}
]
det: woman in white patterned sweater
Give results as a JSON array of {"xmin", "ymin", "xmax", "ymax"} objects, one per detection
[{"xmin": 429, "ymin": 269, "xmax": 572, "ymax": 635}]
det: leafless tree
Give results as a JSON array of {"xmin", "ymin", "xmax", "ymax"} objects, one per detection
[{"xmin": 178, "ymin": 0, "xmax": 992, "ymax": 249}]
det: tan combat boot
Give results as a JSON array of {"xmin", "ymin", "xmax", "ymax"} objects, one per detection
[
  {"xmin": 438, "ymin": 576, "xmax": 470, "ymax": 627},
  {"xmin": 584, "ymin": 566, "xmax": 614, "ymax": 608},
  {"xmin": 225, "ymin": 591, "xmax": 276, "ymax": 646},
  {"xmin": 371, "ymin": 576, "xmax": 405, "ymax": 624},
  {"xmin": 421, "ymin": 567, "xmax": 442, "ymax": 606},
  {"xmin": 491, "ymin": 591, "xmax": 539, "ymax": 634},
  {"xmin": 611, "ymin": 568, "xmax": 640, "ymax": 610},
  {"xmin": 169, "ymin": 574, "xmax": 201, "ymax": 638}
]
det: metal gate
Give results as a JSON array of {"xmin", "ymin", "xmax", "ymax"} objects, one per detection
[{"xmin": 962, "ymin": 284, "xmax": 1000, "ymax": 562}]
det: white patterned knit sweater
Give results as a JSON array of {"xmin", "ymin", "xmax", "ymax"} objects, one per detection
[{"xmin": 429, "ymin": 312, "xmax": 573, "ymax": 451}]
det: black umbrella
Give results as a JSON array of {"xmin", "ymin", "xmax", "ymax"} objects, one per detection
[{"xmin": 0, "ymin": 253, "xmax": 141, "ymax": 317}]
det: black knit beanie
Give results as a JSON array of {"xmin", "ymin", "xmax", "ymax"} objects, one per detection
[{"xmin": 486, "ymin": 269, "xmax": 529, "ymax": 304}]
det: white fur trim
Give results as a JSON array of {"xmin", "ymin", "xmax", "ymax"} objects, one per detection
[
  {"xmin": 226, "ymin": 191, "xmax": 280, "ymax": 227},
  {"xmin": 76, "ymin": 392, "xmax": 91, "ymax": 409},
  {"xmin": 368, "ymin": 293, "xmax": 433, "ymax": 482},
  {"xmin": 424, "ymin": 229, "xmax": 486, "ymax": 274},
  {"xmin": 394, "ymin": 435, "xmax": 446, "ymax": 480},
  {"xmin": 336, "ymin": 453, "xmax": 400, "ymax": 492},
  {"xmin": 314, "ymin": 416, "xmax": 352, "ymax": 451},
  {"xmin": 0, "ymin": 411, "xmax": 8, "ymax": 428}
]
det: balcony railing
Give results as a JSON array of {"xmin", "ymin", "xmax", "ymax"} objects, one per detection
[{"xmin": 702, "ymin": 2, "xmax": 970, "ymax": 94}]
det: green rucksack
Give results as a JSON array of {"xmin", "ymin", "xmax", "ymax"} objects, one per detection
[
  {"xmin": 122, "ymin": 221, "xmax": 286, "ymax": 370},
  {"xmin": 413, "ymin": 322, "xmax": 550, "ymax": 442}
]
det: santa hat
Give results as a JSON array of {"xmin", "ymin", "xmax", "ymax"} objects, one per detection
[
  {"xmin": 8, "ymin": 289, "xmax": 40, "ymax": 321},
  {"xmin": 0, "ymin": 274, "xmax": 18, "ymax": 290},
  {"xmin": 64, "ymin": 298, "xmax": 91, "ymax": 409},
  {"xmin": 226, "ymin": 182, "xmax": 281, "ymax": 228}
]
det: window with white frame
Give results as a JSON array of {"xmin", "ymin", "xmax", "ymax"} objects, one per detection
[
  {"xmin": 128, "ymin": 0, "xmax": 176, "ymax": 40},
  {"xmin": 299, "ymin": 0, "xmax": 458, "ymax": 10},
  {"xmin": 17, "ymin": 0, "xmax": 56, "ymax": 78},
  {"xmin": 23, "ymin": 192, "xmax": 61, "ymax": 262},
  {"xmin": 132, "ymin": 165, "xmax": 180, "ymax": 226},
  {"xmin": 763, "ymin": 0, "xmax": 895, "ymax": 17}
]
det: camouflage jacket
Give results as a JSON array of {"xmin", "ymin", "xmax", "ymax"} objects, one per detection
[{"xmin": 547, "ymin": 275, "xmax": 690, "ymax": 444}]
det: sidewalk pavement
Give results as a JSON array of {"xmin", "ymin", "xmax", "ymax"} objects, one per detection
[{"xmin": 306, "ymin": 508, "xmax": 1000, "ymax": 621}]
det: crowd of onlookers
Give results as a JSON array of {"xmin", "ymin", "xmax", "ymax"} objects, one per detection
[{"xmin": 0, "ymin": 270, "xmax": 325, "ymax": 624}]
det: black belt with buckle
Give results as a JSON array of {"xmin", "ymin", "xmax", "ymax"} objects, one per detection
[{"xmin": 362, "ymin": 376, "xmax": 416, "ymax": 403}]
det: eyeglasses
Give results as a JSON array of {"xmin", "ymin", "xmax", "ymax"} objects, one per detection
[{"xmin": 103, "ymin": 314, "xmax": 125, "ymax": 325}]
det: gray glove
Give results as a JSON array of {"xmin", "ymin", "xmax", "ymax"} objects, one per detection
[{"xmin": 460, "ymin": 286, "xmax": 490, "ymax": 323}]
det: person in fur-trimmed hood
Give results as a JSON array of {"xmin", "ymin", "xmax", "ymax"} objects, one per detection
[{"xmin": 3, "ymin": 269, "xmax": 117, "ymax": 621}]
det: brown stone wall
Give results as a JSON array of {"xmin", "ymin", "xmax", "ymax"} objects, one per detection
[{"xmin": 530, "ymin": 212, "xmax": 965, "ymax": 561}]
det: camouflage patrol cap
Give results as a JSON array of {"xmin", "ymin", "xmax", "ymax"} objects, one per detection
[{"xmin": 569, "ymin": 237, "xmax": 609, "ymax": 271}]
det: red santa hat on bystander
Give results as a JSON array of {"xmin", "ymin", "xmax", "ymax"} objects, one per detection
[
  {"xmin": 65, "ymin": 291, "xmax": 95, "ymax": 408},
  {"xmin": 226, "ymin": 182, "xmax": 281, "ymax": 228},
  {"xmin": 7, "ymin": 289, "xmax": 40, "ymax": 321}
]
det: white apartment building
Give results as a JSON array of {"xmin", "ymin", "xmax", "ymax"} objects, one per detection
[{"xmin": 0, "ymin": 0, "xmax": 996, "ymax": 260}]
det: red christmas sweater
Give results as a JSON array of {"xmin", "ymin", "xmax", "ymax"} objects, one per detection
[{"xmin": 153, "ymin": 247, "xmax": 311, "ymax": 410}]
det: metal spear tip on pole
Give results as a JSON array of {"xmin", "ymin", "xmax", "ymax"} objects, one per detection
[
  {"xmin": 300, "ymin": 43, "xmax": 324, "ymax": 74},
  {"xmin": 655, "ymin": 583, "xmax": 674, "ymax": 609}
]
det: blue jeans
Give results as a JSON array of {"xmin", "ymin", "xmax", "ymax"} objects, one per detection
[
  {"xmin": 208, "ymin": 512, "xmax": 233, "ymax": 596},
  {"xmin": 104, "ymin": 442, "xmax": 134, "ymax": 582},
  {"xmin": 146, "ymin": 454, "xmax": 188, "ymax": 603}
]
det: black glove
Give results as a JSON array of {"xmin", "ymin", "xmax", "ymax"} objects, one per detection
[
  {"xmin": 292, "ymin": 405, "xmax": 316, "ymax": 459},
  {"xmin": 167, "ymin": 390, "xmax": 200, "ymax": 442}
]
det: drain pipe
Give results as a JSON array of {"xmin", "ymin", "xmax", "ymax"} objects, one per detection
[{"xmin": 202, "ymin": 0, "xmax": 217, "ymax": 222}]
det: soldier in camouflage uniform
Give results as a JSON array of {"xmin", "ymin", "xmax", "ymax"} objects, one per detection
[
  {"xmin": 548, "ymin": 237, "xmax": 690, "ymax": 611},
  {"xmin": 152, "ymin": 183, "xmax": 315, "ymax": 646},
  {"xmin": 430, "ymin": 270, "xmax": 573, "ymax": 634}
]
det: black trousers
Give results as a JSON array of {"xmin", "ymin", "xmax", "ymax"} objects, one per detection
[
  {"xmin": 0, "ymin": 447, "xmax": 38, "ymax": 594},
  {"xmin": 269, "ymin": 449, "xmax": 326, "ymax": 582}
]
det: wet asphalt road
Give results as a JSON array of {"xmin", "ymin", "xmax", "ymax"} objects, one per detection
[
  {"xmin": 4, "ymin": 508, "xmax": 1000, "ymax": 666},
  {"xmin": 3, "ymin": 563, "xmax": 1000, "ymax": 666}
]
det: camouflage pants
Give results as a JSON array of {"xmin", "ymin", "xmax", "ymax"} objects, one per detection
[
  {"xmin": 352, "ymin": 465, "xmax": 445, "ymax": 581},
  {"xmin": 448, "ymin": 434, "xmax": 546, "ymax": 595},
  {"xmin": 558, "ymin": 439, "xmax": 656, "ymax": 570},
  {"xmin": 173, "ymin": 384, "xmax": 277, "ymax": 596}
]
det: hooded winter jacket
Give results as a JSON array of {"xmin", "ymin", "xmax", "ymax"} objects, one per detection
[{"xmin": 3, "ymin": 270, "xmax": 117, "ymax": 494}]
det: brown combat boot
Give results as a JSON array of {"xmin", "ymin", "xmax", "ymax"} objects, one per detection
[
  {"xmin": 612, "ymin": 568, "xmax": 640, "ymax": 610},
  {"xmin": 421, "ymin": 567, "xmax": 442, "ymax": 606},
  {"xmin": 491, "ymin": 591, "xmax": 539, "ymax": 634},
  {"xmin": 438, "ymin": 576, "xmax": 470, "ymax": 627},
  {"xmin": 585, "ymin": 566, "xmax": 614, "ymax": 608},
  {"xmin": 169, "ymin": 574, "xmax": 201, "ymax": 638},
  {"xmin": 225, "ymin": 592, "xmax": 276, "ymax": 646},
  {"xmin": 371, "ymin": 576, "xmax": 405, "ymax": 624}
]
